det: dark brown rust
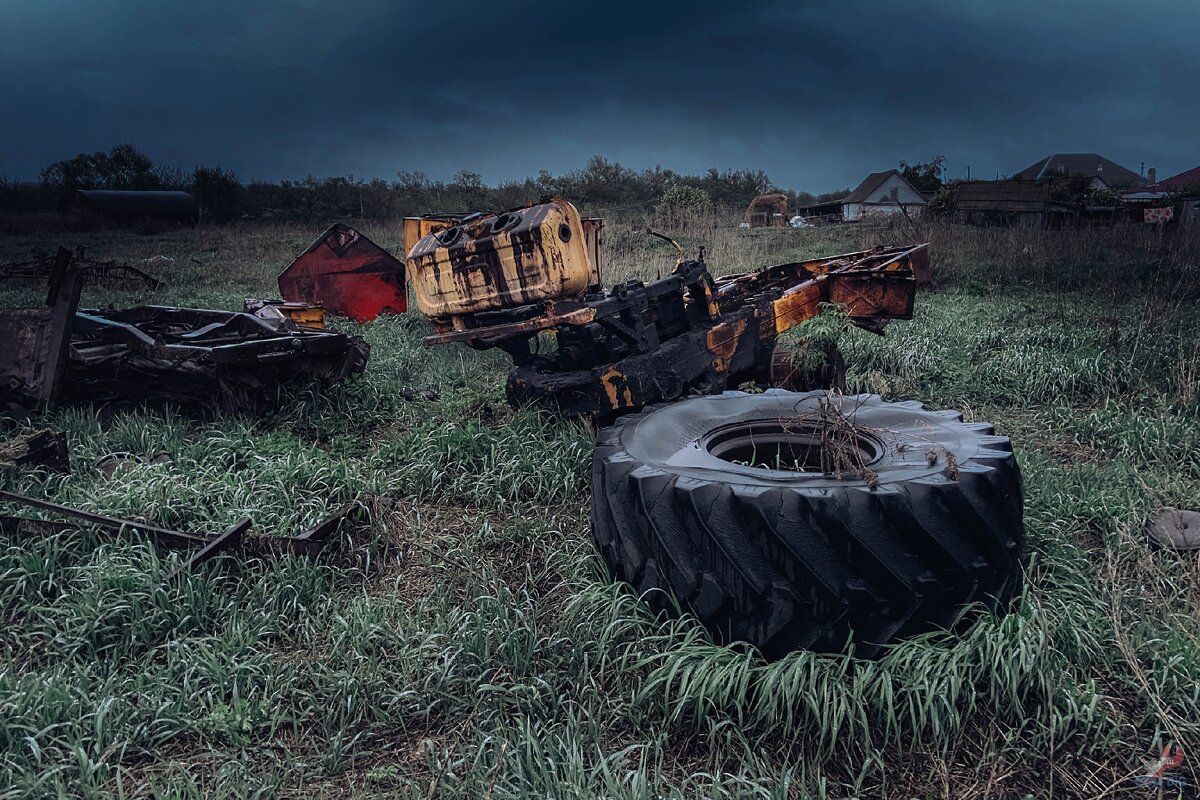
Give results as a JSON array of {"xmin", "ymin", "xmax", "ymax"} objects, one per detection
[
  {"xmin": 0, "ymin": 248, "xmax": 82, "ymax": 410},
  {"xmin": 0, "ymin": 248, "xmax": 369, "ymax": 414},
  {"xmin": 424, "ymin": 242, "xmax": 927, "ymax": 417},
  {"xmin": 164, "ymin": 517, "xmax": 251, "ymax": 581},
  {"xmin": 0, "ymin": 429, "xmax": 71, "ymax": 473}
]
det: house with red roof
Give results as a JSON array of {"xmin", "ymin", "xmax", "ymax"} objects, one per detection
[{"xmin": 1123, "ymin": 165, "xmax": 1200, "ymax": 225}]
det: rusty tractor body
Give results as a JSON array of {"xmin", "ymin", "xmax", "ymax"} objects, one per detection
[
  {"xmin": 405, "ymin": 198, "xmax": 928, "ymax": 417},
  {"xmin": 402, "ymin": 206, "xmax": 605, "ymax": 313},
  {"xmin": 0, "ymin": 248, "xmax": 368, "ymax": 414},
  {"xmin": 407, "ymin": 198, "xmax": 600, "ymax": 321}
]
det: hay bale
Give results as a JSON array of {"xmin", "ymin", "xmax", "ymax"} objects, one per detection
[{"xmin": 745, "ymin": 193, "xmax": 790, "ymax": 227}]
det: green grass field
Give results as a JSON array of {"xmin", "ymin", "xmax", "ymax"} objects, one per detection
[{"xmin": 1, "ymin": 219, "xmax": 1198, "ymax": 798}]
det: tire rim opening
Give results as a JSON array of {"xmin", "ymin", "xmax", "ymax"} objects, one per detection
[{"xmin": 703, "ymin": 418, "xmax": 883, "ymax": 473}]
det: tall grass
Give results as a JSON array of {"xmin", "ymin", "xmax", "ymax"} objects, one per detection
[{"xmin": 0, "ymin": 217, "xmax": 1198, "ymax": 797}]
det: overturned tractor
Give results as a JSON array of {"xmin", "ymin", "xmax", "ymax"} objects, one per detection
[{"xmin": 405, "ymin": 196, "xmax": 929, "ymax": 418}]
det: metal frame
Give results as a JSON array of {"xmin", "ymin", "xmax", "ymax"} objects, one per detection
[
  {"xmin": 0, "ymin": 248, "xmax": 369, "ymax": 413},
  {"xmin": 423, "ymin": 243, "xmax": 928, "ymax": 417}
]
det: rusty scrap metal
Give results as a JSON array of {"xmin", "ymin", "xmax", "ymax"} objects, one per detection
[
  {"xmin": 0, "ymin": 248, "xmax": 163, "ymax": 291},
  {"xmin": 0, "ymin": 249, "xmax": 369, "ymax": 414},
  {"xmin": 408, "ymin": 198, "xmax": 600, "ymax": 327},
  {"xmin": 0, "ymin": 489, "xmax": 363, "ymax": 569},
  {"xmin": 406, "ymin": 198, "xmax": 927, "ymax": 417},
  {"xmin": 401, "ymin": 208, "xmax": 605, "ymax": 290},
  {"xmin": 276, "ymin": 503, "xmax": 359, "ymax": 557},
  {"xmin": 0, "ymin": 248, "xmax": 83, "ymax": 410},
  {"xmin": 65, "ymin": 304, "xmax": 369, "ymax": 412},
  {"xmin": 278, "ymin": 224, "xmax": 407, "ymax": 323},
  {"xmin": 0, "ymin": 429, "xmax": 70, "ymax": 473},
  {"xmin": 164, "ymin": 517, "xmax": 251, "ymax": 581},
  {"xmin": 243, "ymin": 298, "xmax": 328, "ymax": 329},
  {"xmin": 0, "ymin": 488, "xmax": 209, "ymax": 547}
]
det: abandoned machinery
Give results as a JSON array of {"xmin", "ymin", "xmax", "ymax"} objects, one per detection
[
  {"xmin": 405, "ymin": 197, "xmax": 930, "ymax": 417},
  {"xmin": 0, "ymin": 248, "xmax": 368, "ymax": 413}
]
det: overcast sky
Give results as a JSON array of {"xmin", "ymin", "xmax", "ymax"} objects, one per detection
[{"xmin": 1, "ymin": 0, "xmax": 1194, "ymax": 193}]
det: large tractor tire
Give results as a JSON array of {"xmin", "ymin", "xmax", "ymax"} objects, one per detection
[{"xmin": 591, "ymin": 389, "xmax": 1023, "ymax": 659}]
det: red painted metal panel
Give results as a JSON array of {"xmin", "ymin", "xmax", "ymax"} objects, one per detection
[{"xmin": 278, "ymin": 224, "xmax": 407, "ymax": 323}]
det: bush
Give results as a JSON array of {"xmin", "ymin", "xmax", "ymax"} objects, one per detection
[
  {"xmin": 192, "ymin": 166, "xmax": 246, "ymax": 223},
  {"xmin": 658, "ymin": 184, "xmax": 712, "ymax": 213}
]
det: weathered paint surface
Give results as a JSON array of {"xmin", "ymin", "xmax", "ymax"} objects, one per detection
[
  {"xmin": 405, "ymin": 198, "xmax": 597, "ymax": 322},
  {"xmin": 278, "ymin": 224, "xmax": 407, "ymax": 323}
]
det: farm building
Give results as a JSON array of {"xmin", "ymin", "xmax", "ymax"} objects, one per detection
[
  {"xmin": 59, "ymin": 190, "xmax": 200, "ymax": 226},
  {"xmin": 1121, "ymin": 165, "xmax": 1200, "ymax": 224},
  {"xmin": 795, "ymin": 170, "xmax": 926, "ymax": 223},
  {"xmin": 1013, "ymin": 153, "xmax": 1145, "ymax": 190},
  {"xmin": 953, "ymin": 181, "xmax": 1073, "ymax": 227}
]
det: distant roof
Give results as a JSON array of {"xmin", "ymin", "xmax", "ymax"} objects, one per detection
[
  {"xmin": 844, "ymin": 170, "xmax": 902, "ymax": 203},
  {"xmin": 955, "ymin": 181, "xmax": 1050, "ymax": 212},
  {"xmin": 70, "ymin": 190, "xmax": 198, "ymax": 215},
  {"xmin": 1146, "ymin": 165, "xmax": 1200, "ymax": 192},
  {"xmin": 1014, "ymin": 153, "xmax": 1145, "ymax": 188}
]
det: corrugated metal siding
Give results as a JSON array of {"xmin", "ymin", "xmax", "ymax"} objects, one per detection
[{"xmin": 955, "ymin": 181, "xmax": 1050, "ymax": 212}]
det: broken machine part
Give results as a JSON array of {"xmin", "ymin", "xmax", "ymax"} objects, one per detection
[
  {"xmin": 0, "ymin": 429, "xmax": 70, "ymax": 473},
  {"xmin": 1147, "ymin": 508, "xmax": 1200, "ymax": 551},
  {"xmin": 0, "ymin": 248, "xmax": 163, "ymax": 291},
  {"xmin": 0, "ymin": 249, "xmax": 369, "ymax": 414},
  {"xmin": 405, "ymin": 196, "xmax": 928, "ymax": 418},
  {"xmin": 278, "ymin": 223, "xmax": 407, "ymax": 323},
  {"xmin": 0, "ymin": 489, "xmax": 361, "ymax": 574}
]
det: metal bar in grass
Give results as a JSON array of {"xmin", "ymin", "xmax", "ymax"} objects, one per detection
[
  {"xmin": 164, "ymin": 517, "xmax": 251, "ymax": 582},
  {"xmin": 0, "ymin": 491, "xmax": 362, "ymax": 563},
  {"xmin": 0, "ymin": 489, "xmax": 210, "ymax": 547}
]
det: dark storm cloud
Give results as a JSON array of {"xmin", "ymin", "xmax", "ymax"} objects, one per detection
[{"xmin": 1, "ymin": 0, "xmax": 1195, "ymax": 192}]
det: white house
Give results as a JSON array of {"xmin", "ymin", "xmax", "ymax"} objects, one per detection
[
  {"xmin": 840, "ymin": 170, "xmax": 926, "ymax": 221},
  {"xmin": 797, "ymin": 170, "xmax": 927, "ymax": 222}
]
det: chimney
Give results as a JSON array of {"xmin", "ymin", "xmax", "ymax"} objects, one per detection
[{"xmin": 1148, "ymin": 167, "xmax": 1157, "ymax": 184}]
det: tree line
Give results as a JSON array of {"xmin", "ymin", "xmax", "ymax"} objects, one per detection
[{"xmin": 1, "ymin": 144, "xmax": 831, "ymax": 223}]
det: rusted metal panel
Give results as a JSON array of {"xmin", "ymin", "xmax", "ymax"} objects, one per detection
[
  {"xmin": 278, "ymin": 223, "xmax": 406, "ymax": 323},
  {"xmin": 402, "ymin": 214, "xmax": 461, "ymax": 256},
  {"xmin": 0, "ymin": 248, "xmax": 82, "ymax": 410},
  {"xmin": 580, "ymin": 218, "xmax": 604, "ymax": 284},
  {"xmin": 828, "ymin": 274, "xmax": 915, "ymax": 320}
]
